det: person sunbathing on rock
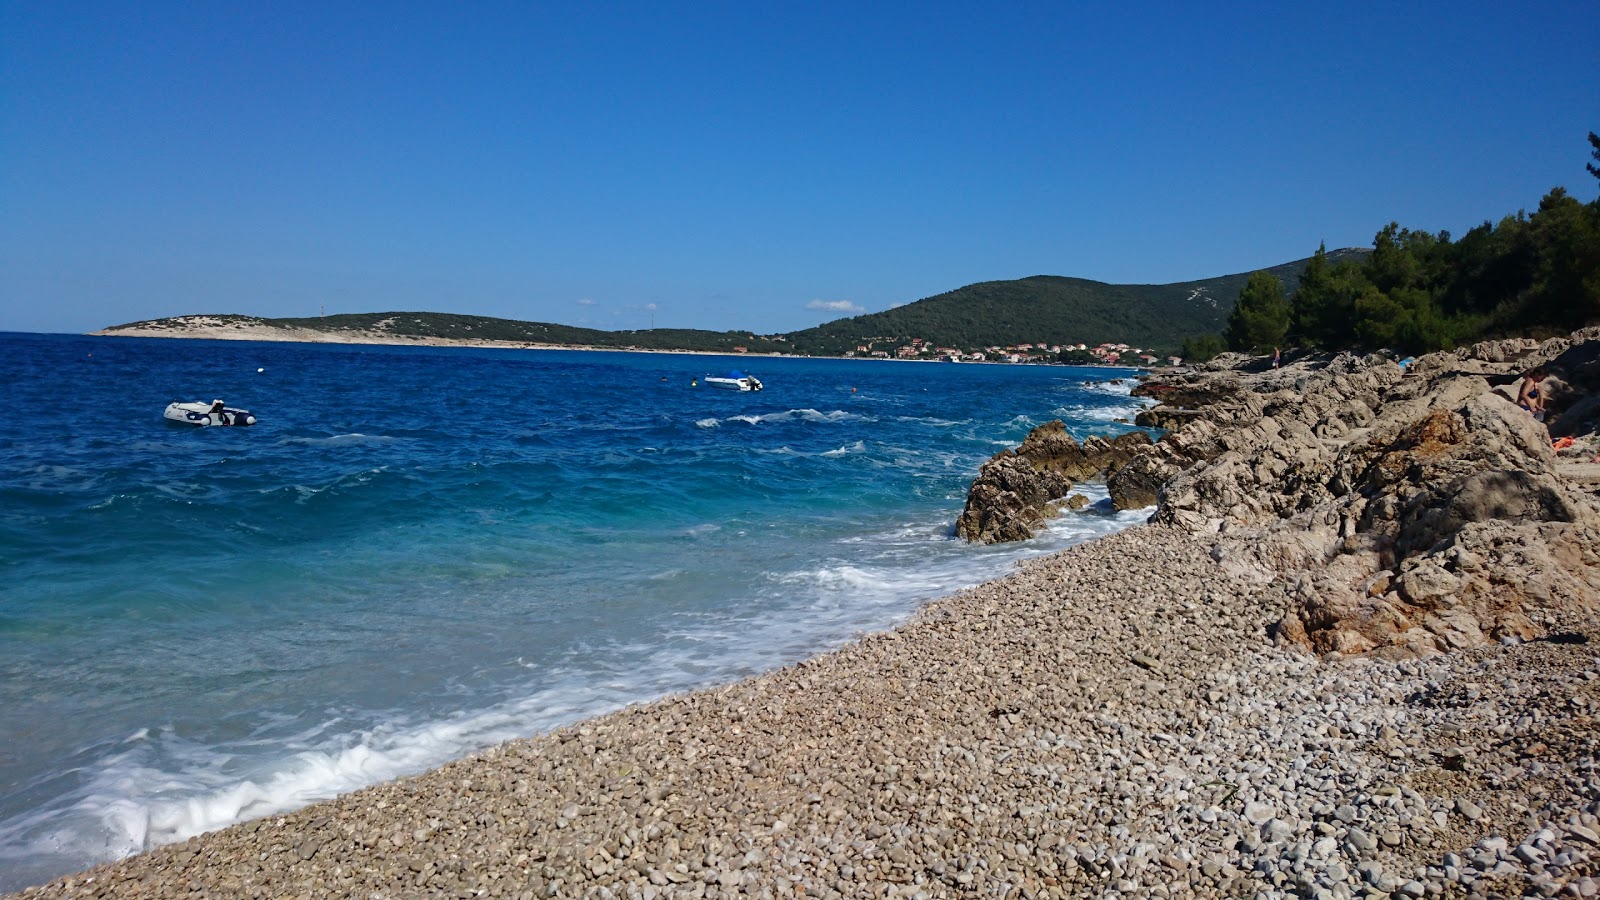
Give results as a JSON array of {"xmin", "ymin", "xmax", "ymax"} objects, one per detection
[{"xmin": 1516, "ymin": 368, "xmax": 1548, "ymax": 422}]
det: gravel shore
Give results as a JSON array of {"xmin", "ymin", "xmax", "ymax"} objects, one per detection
[
  {"xmin": 16, "ymin": 333, "xmax": 1600, "ymax": 898},
  {"xmin": 12, "ymin": 524, "xmax": 1598, "ymax": 899}
]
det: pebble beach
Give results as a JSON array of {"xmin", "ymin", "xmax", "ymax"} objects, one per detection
[
  {"xmin": 12, "ymin": 331, "xmax": 1600, "ymax": 900},
  {"xmin": 10, "ymin": 523, "xmax": 1597, "ymax": 899}
]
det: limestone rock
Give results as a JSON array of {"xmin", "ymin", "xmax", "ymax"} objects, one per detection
[
  {"xmin": 954, "ymin": 454, "xmax": 1073, "ymax": 544},
  {"xmin": 956, "ymin": 422, "xmax": 1152, "ymax": 543},
  {"xmin": 1121, "ymin": 328, "xmax": 1600, "ymax": 658}
]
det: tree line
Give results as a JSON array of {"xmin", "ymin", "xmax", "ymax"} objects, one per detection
[{"xmin": 1185, "ymin": 132, "xmax": 1600, "ymax": 363}]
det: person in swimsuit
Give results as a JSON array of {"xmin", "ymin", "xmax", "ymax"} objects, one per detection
[{"xmin": 1517, "ymin": 368, "xmax": 1547, "ymax": 422}]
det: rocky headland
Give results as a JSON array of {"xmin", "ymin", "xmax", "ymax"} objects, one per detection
[
  {"xmin": 10, "ymin": 332, "xmax": 1600, "ymax": 900},
  {"xmin": 966, "ymin": 328, "xmax": 1600, "ymax": 660}
]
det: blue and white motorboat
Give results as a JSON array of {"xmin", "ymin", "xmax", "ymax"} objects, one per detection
[
  {"xmin": 164, "ymin": 400, "xmax": 257, "ymax": 426},
  {"xmin": 702, "ymin": 371, "xmax": 762, "ymax": 391}
]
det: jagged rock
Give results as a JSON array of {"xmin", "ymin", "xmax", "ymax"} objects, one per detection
[
  {"xmin": 1114, "ymin": 329, "xmax": 1600, "ymax": 658},
  {"xmin": 956, "ymin": 422, "xmax": 1152, "ymax": 544},
  {"xmin": 1460, "ymin": 337, "xmax": 1541, "ymax": 363},
  {"xmin": 1107, "ymin": 420, "xmax": 1222, "ymax": 512},
  {"xmin": 1011, "ymin": 420, "xmax": 1152, "ymax": 481},
  {"xmin": 1133, "ymin": 406, "xmax": 1202, "ymax": 429},
  {"xmin": 1274, "ymin": 521, "xmax": 1600, "ymax": 657},
  {"xmin": 954, "ymin": 455, "xmax": 1073, "ymax": 544}
]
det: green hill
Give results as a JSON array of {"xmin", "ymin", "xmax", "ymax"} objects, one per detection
[
  {"xmin": 277, "ymin": 312, "xmax": 800, "ymax": 353},
  {"xmin": 782, "ymin": 249, "xmax": 1369, "ymax": 356},
  {"xmin": 102, "ymin": 251, "xmax": 1365, "ymax": 356},
  {"xmin": 102, "ymin": 311, "xmax": 793, "ymax": 354}
]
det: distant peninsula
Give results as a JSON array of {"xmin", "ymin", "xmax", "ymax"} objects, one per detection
[{"xmin": 94, "ymin": 251, "xmax": 1365, "ymax": 361}]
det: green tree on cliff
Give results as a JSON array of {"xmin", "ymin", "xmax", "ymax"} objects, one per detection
[
  {"xmin": 1350, "ymin": 223, "xmax": 1459, "ymax": 351},
  {"xmin": 1224, "ymin": 271, "xmax": 1290, "ymax": 353},
  {"xmin": 1526, "ymin": 186, "xmax": 1600, "ymax": 329},
  {"xmin": 1291, "ymin": 243, "xmax": 1368, "ymax": 348},
  {"xmin": 1180, "ymin": 333, "xmax": 1225, "ymax": 363}
]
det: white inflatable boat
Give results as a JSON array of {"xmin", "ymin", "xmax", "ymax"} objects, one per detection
[
  {"xmin": 164, "ymin": 400, "xmax": 256, "ymax": 426},
  {"xmin": 702, "ymin": 371, "xmax": 763, "ymax": 391}
]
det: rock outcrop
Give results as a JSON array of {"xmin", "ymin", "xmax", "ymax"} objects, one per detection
[
  {"xmin": 955, "ymin": 421, "xmax": 1150, "ymax": 544},
  {"xmin": 1103, "ymin": 329, "xmax": 1600, "ymax": 658}
]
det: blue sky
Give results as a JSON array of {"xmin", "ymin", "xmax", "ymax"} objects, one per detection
[{"xmin": 3, "ymin": 2, "xmax": 1597, "ymax": 336}]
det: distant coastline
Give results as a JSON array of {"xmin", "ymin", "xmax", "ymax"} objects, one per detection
[
  {"xmin": 90, "ymin": 316, "xmax": 780, "ymax": 356},
  {"xmin": 89, "ymin": 316, "xmax": 1149, "ymax": 367}
]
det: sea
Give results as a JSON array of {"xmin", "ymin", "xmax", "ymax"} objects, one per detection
[{"xmin": 0, "ymin": 332, "xmax": 1154, "ymax": 891}]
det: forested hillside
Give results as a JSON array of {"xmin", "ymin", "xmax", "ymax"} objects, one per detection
[
  {"xmin": 1214, "ymin": 132, "xmax": 1600, "ymax": 358},
  {"xmin": 780, "ymin": 251, "xmax": 1367, "ymax": 356},
  {"xmin": 270, "ymin": 312, "xmax": 798, "ymax": 352}
]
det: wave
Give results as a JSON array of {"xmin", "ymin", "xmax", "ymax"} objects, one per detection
[
  {"xmin": 275, "ymin": 433, "xmax": 404, "ymax": 447},
  {"xmin": 753, "ymin": 441, "xmax": 867, "ymax": 458},
  {"xmin": 0, "ymin": 337, "xmax": 1167, "ymax": 891},
  {"xmin": 19, "ymin": 465, "xmax": 103, "ymax": 493},
  {"xmin": 1050, "ymin": 401, "xmax": 1152, "ymax": 425},
  {"xmin": 1069, "ymin": 377, "xmax": 1139, "ymax": 398},
  {"xmin": 893, "ymin": 416, "xmax": 970, "ymax": 428},
  {"xmin": 0, "ymin": 700, "xmax": 594, "ymax": 881},
  {"xmin": 258, "ymin": 467, "xmax": 391, "ymax": 504},
  {"xmin": 0, "ymin": 495, "xmax": 1151, "ymax": 891},
  {"xmin": 722, "ymin": 409, "xmax": 867, "ymax": 426}
]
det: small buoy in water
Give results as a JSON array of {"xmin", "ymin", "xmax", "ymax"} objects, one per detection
[{"xmin": 257, "ymin": 367, "xmax": 265, "ymax": 373}]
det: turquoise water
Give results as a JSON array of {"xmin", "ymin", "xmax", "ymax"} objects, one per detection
[{"xmin": 0, "ymin": 333, "xmax": 1152, "ymax": 890}]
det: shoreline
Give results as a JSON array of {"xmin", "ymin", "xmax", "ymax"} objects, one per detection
[
  {"xmin": 13, "ymin": 523, "xmax": 1596, "ymax": 899},
  {"xmin": 85, "ymin": 324, "xmax": 1144, "ymax": 370},
  {"xmin": 12, "ymin": 334, "xmax": 1600, "ymax": 898}
]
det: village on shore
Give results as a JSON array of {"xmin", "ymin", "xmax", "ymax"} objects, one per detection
[{"xmin": 840, "ymin": 337, "xmax": 1171, "ymax": 367}]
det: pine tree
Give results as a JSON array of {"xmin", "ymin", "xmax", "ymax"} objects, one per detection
[{"xmin": 1224, "ymin": 272, "xmax": 1291, "ymax": 353}]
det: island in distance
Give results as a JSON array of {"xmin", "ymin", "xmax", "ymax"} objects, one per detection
[{"xmin": 93, "ymin": 251, "xmax": 1366, "ymax": 363}]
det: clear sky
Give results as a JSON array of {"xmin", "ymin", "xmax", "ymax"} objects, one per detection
[{"xmin": 3, "ymin": 2, "xmax": 1597, "ymax": 336}]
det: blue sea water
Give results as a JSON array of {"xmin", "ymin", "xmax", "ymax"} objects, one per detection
[{"xmin": 0, "ymin": 332, "xmax": 1153, "ymax": 890}]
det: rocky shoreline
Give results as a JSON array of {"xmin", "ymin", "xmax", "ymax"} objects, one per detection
[{"xmin": 11, "ymin": 333, "xmax": 1600, "ymax": 899}]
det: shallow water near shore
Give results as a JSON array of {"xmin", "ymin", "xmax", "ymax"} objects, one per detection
[{"xmin": 0, "ymin": 332, "xmax": 1151, "ymax": 890}]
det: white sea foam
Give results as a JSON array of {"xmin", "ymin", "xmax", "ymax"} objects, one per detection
[
  {"xmin": 0, "ymin": 346, "xmax": 1173, "ymax": 893},
  {"xmin": 1051, "ymin": 399, "xmax": 1153, "ymax": 425},
  {"xmin": 0, "ymin": 691, "xmax": 619, "ymax": 883},
  {"xmin": 724, "ymin": 409, "xmax": 865, "ymax": 426},
  {"xmin": 753, "ymin": 441, "xmax": 866, "ymax": 458},
  {"xmin": 1072, "ymin": 377, "xmax": 1139, "ymax": 397},
  {"xmin": 0, "ymin": 499, "xmax": 1151, "ymax": 890}
]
